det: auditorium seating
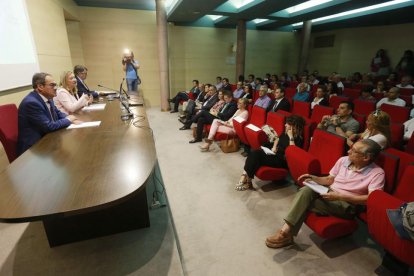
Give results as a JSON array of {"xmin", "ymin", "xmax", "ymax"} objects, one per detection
[
  {"xmin": 380, "ymin": 104, "xmax": 410, "ymax": 124},
  {"xmin": 367, "ymin": 165, "xmax": 414, "ymax": 268},
  {"xmin": 385, "ymin": 148, "xmax": 414, "ymax": 183},
  {"xmin": 0, "ymin": 104, "xmax": 18, "ymax": 163},
  {"xmin": 292, "ymin": 100, "xmax": 311, "ymax": 118},
  {"xmin": 390, "ymin": 123, "xmax": 404, "ymax": 149},
  {"xmin": 343, "ymin": 88, "xmax": 360, "ymax": 101},
  {"xmin": 235, "ymin": 106, "xmax": 267, "ymax": 149},
  {"xmin": 233, "ymin": 116, "xmax": 249, "ymax": 146},
  {"xmin": 353, "ymin": 99, "xmax": 376, "ymax": 117},
  {"xmin": 405, "ymin": 133, "xmax": 414, "ymax": 155},
  {"xmin": 329, "ymin": 95, "xmax": 349, "ymax": 110}
]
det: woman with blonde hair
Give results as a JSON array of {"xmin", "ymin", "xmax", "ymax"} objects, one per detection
[
  {"xmin": 347, "ymin": 110, "xmax": 391, "ymax": 149},
  {"xmin": 237, "ymin": 115, "xmax": 306, "ymax": 191},
  {"xmin": 54, "ymin": 71, "xmax": 92, "ymax": 114}
]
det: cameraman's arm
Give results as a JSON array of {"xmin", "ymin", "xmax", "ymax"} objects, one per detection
[
  {"xmin": 132, "ymin": 60, "xmax": 140, "ymax": 69},
  {"xmin": 122, "ymin": 59, "xmax": 127, "ymax": 72}
]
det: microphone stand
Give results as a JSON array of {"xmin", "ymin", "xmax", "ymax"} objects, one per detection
[
  {"xmin": 119, "ymin": 78, "xmax": 130, "ymax": 99},
  {"xmin": 97, "ymin": 84, "xmax": 119, "ymax": 98}
]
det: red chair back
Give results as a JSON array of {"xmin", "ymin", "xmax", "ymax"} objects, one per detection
[
  {"xmin": 405, "ymin": 132, "xmax": 414, "ymax": 155},
  {"xmin": 310, "ymin": 105, "xmax": 334, "ymax": 125},
  {"xmin": 390, "ymin": 123, "xmax": 404, "ymax": 149},
  {"xmin": 353, "ymin": 99, "xmax": 376, "ymax": 117},
  {"xmin": 385, "ymin": 148, "xmax": 414, "ymax": 184},
  {"xmin": 249, "ymin": 106, "xmax": 267, "ymax": 127},
  {"xmin": 0, "ymin": 104, "xmax": 18, "ymax": 163},
  {"xmin": 399, "ymin": 88, "xmax": 413, "ymax": 96},
  {"xmin": 343, "ymin": 88, "xmax": 360, "ymax": 101},
  {"xmin": 352, "ymin": 113, "xmax": 366, "ymax": 133},
  {"xmin": 285, "ymin": 87, "xmax": 296, "ymax": 99},
  {"xmin": 276, "ymin": 110, "xmax": 292, "ymax": 118},
  {"xmin": 308, "ymin": 129, "xmax": 346, "ymax": 174},
  {"xmin": 329, "ymin": 95, "xmax": 349, "ymax": 110},
  {"xmin": 375, "ymin": 151, "xmax": 399, "ymax": 194},
  {"xmin": 380, "ymin": 104, "xmax": 410, "ymax": 124},
  {"xmin": 292, "ymin": 100, "xmax": 311, "ymax": 118},
  {"xmin": 232, "ymin": 117, "xmax": 249, "ymax": 145},
  {"xmin": 393, "ymin": 164, "xmax": 414, "ymax": 202},
  {"xmin": 266, "ymin": 112, "xmax": 285, "ymax": 137}
]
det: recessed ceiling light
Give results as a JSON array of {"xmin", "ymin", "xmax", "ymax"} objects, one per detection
[
  {"xmin": 228, "ymin": 0, "xmax": 255, "ymax": 9},
  {"xmin": 286, "ymin": 0, "xmax": 332, "ymax": 14},
  {"xmin": 252, "ymin": 18, "xmax": 268, "ymax": 24},
  {"xmin": 207, "ymin": 15, "xmax": 223, "ymax": 21}
]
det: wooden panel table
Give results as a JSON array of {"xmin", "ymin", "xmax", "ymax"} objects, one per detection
[{"xmin": 0, "ymin": 99, "xmax": 156, "ymax": 246}]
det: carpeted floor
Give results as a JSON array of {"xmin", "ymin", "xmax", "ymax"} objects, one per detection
[{"xmin": 147, "ymin": 107, "xmax": 387, "ymax": 276}]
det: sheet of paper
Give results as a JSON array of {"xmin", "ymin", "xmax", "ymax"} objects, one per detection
[
  {"xmin": 82, "ymin": 104, "xmax": 106, "ymax": 111},
  {"xmin": 303, "ymin": 180, "xmax": 329, "ymax": 194},
  {"xmin": 261, "ymin": 146, "xmax": 275, "ymax": 155},
  {"xmin": 233, "ymin": 116, "xmax": 246, "ymax": 123},
  {"xmin": 67, "ymin": 121, "xmax": 101, "ymax": 129},
  {"xmin": 246, "ymin": 124, "xmax": 261, "ymax": 132}
]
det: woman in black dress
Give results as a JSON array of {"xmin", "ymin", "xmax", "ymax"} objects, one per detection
[{"xmin": 236, "ymin": 115, "xmax": 306, "ymax": 191}]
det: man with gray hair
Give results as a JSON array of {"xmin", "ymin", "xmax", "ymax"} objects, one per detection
[{"xmin": 266, "ymin": 139, "xmax": 384, "ymax": 248}]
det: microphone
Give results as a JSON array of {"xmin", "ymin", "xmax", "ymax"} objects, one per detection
[{"xmin": 97, "ymin": 84, "xmax": 119, "ymax": 97}]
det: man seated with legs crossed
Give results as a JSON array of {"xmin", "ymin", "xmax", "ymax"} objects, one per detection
[{"xmin": 266, "ymin": 139, "xmax": 384, "ymax": 248}]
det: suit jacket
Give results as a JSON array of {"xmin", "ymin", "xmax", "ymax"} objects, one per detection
[
  {"xmin": 201, "ymin": 93, "xmax": 219, "ymax": 111},
  {"xmin": 266, "ymin": 97, "xmax": 291, "ymax": 113},
  {"xmin": 76, "ymin": 76, "xmax": 99, "ymax": 98},
  {"xmin": 17, "ymin": 91, "xmax": 71, "ymax": 156},
  {"xmin": 217, "ymin": 101, "xmax": 237, "ymax": 121}
]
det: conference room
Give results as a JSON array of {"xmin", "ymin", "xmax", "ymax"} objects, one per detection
[{"xmin": 0, "ymin": 0, "xmax": 413, "ymax": 275}]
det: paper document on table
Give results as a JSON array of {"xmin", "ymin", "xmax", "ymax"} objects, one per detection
[
  {"xmin": 82, "ymin": 104, "xmax": 106, "ymax": 111},
  {"xmin": 67, "ymin": 121, "xmax": 101, "ymax": 129},
  {"xmin": 261, "ymin": 146, "xmax": 275, "ymax": 155},
  {"xmin": 303, "ymin": 180, "xmax": 329, "ymax": 194},
  {"xmin": 98, "ymin": 90, "xmax": 117, "ymax": 95}
]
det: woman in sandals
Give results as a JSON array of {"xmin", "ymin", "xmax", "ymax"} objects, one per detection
[
  {"xmin": 200, "ymin": 98, "xmax": 249, "ymax": 152},
  {"xmin": 236, "ymin": 115, "xmax": 306, "ymax": 191}
]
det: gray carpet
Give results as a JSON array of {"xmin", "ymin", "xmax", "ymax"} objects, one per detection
[{"xmin": 147, "ymin": 107, "xmax": 385, "ymax": 276}]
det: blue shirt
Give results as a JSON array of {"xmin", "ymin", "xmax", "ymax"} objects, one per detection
[
  {"xmin": 293, "ymin": 91, "xmax": 309, "ymax": 102},
  {"xmin": 254, "ymin": 95, "xmax": 271, "ymax": 109},
  {"xmin": 126, "ymin": 60, "xmax": 138, "ymax": 79}
]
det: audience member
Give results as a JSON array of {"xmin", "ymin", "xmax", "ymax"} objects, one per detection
[
  {"xmin": 293, "ymin": 82, "xmax": 310, "ymax": 102},
  {"xmin": 265, "ymin": 139, "xmax": 384, "ymax": 248},
  {"xmin": 359, "ymin": 86, "xmax": 376, "ymax": 101},
  {"xmin": 403, "ymin": 116, "xmax": 414, "ymax": 140},
  {"xmin": 241, "ymin": 84, "xmax": 253, "ymax": 103},
  {"xmin": 395, "ymin": 49, "xmax": 414, "ymax": 78},
  {"xmin": 308, "ymin": 74, "xmax": 319, "ymax": 85},
  {"xmin": 180, "ymin": 83, "xmax": 207, "ymax": 120},
  {"xmin": 17, "ymin": 73, "xmax": 78, "ymax": 156},
  {"xmin": 317, "ymin": 101, "xmax": 359, "ymax": 138},
  {"xmin": 376, "ymin": 87, "xmax": 406, "ymax": 108},
  {"xmin": 254, "ymin": 85, "xmax": 271, "ymax": 109},
  {"xmin": 122, "ymin": 51, "xmax": 140, "ymax": 92},
  {"xmin": 254, "ymin": 78, "xmax": 263, "ymax": 90},
  {"xmin": 236, "ymin": 115, "xmax": 305, "ymax": 191},
  {"xmin": 352, "ymin": 72, "xmax": 362, "ymax": 84},
  {"xmin": 169, "ymin": 80, "xmax": 200, "ymax": 113},
  {"xmin": 74, "ymin": 65, "xmax": 99, "ymax": 99},
  {"xmin": 347, "ymin": 110, "xmax": 391, "ymax": 149},
  {"xmin": 200, "ymin": 98, "xmax": 249, "ymax": 152},
  {"xmin": 311, "ymin": 86, "xmax": 328, "ymax": 109},
  {"xmin": 333, "ymin": 74, "xmax": 344, "ymax": 93},
  {"xmin": 54, "ymin": 71, "xmax": 92, "ymax": 114},
  {"xmin": 326, "ymin": 81, "xmax": 339, "ymax": 97},
  {"xmin": 233, "ymin": 82, "xmax": 244, "ymax": 99},
  {"xmin": 215, "ymin": 76, "xmax": 223, "ymax": 90},
  {"xmin": 370, "ymin": 49, "xmax": 390, "ymax": 76},
  {"xmin": 372, "ymin": 81, "xmax": 386, "ymax": 94},
  {"xmin": 361, "ymin": 73, "xmax": 374, "ymax": 86},
  {"xmin": 396, "ymin": 75, "xmax": 414, "ymax": 89},
  {"xmin": 222, "ymin": 77, "xmax": 232, "ymax": 91},
  {"xmin": 247, "ymin": 74, "xmax": 255, "ymax": 87},
  {"xmin": 266, "ymin": 87, "xmax": 291, "ymax": 113}
]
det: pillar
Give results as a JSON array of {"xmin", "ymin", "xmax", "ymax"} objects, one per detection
[
  {"xmin": 236, "ymin": 20, "xmax": 246, "ymax": 83},
  {"xmin": 297, "ymin": 20, "xmax": 312, "ymax": 76}
]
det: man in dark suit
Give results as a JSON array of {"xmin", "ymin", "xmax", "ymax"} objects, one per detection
[
  {"xmin": 185, "ymin": 90, "xmax": 237, "ymax": 143},
  {"xmin": 169, "ymin": 80, "xmax": 200, "ymax": 113},
  {"xmin": 266, "ymin": 87, "xmax": 291, "ymax": 113},
  {"xmin": 74, "ymin": 65, "xmax": 99, "ymax": 99},
  {"xmin": 17, "ymin": 72, "xmax": 78, "ymax": 156}
]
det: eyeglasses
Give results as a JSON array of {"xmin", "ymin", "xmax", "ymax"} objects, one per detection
[
  {"xmin": 349, "ymin": 147, "xmax": 365, "ymax": 155},
  {"xmin": 45, "ymin": 83, "xmax": 57, "ymax": 88},
  {"xmin": 372, "ymin": 109, "xmax": 380, "ymax": 117}
]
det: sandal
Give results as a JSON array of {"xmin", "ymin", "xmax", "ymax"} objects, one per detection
[
  {"xmin": 200, "ymin": 143, "xmax": 210, "ymax": 152},
  {"xmin": 235, "ymin": 180, "xmax": 252, "ymax": 191}
]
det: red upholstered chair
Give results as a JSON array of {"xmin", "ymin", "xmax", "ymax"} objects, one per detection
[
  {"xmin": 343, "ymin": 88, "xmax": 360, "ymax": 101},
  {"xmin": 399, "ymin": 88, "xmax": 414, "ymax": 96},
  {"xmin": 285, "ymin": 129, "xmax": 346, "ymax": 186},
  {"xmin": 400, "ymin": 94, "xmax": 412, "ymax": 108},
  {"xmin": 352, "ymin": 113, "xmax": 366, "ymax": 133},
  {"xmin": 353, "ymin": 99, "xmax": 376, "ymax": 117},
  {"xmin": 234, "ymin": 106, "xmax": 267, "ymax": 148},
  {"xmin": 285, "ymin": 87, "xmax": 296, "ymax": 99},
  {"xmin": 380, "ymin": 104, "xmax": 410, "ymax": 124},
  {"xmin": 358, "ymin": 151, "xmax": 400, "ymax": 222},
  {"xmin": 0, "ymin": 104, "xmax": 18, "ymax": 163},
  {"xmin": 292, "ymin": 100, "xmax": 311, "ymax": 118},
  {"xmin": 248, "ymin": 105, "xmax": 267, "ymax": 127},
  {"xmin": 266, "ymin": 111, "xmax": 285, "ymax": 137},
  {"xmin": 309, "ymin": 105, "xmax": 334, "ymax": 125},
  {"xmin": 385, "ymin": 148, "xmax": 414, "ymax": 183},
  {"xmin": 305, "ymin": 212, "xmax": 359, "ymax": 239},
  {"xmin": 289, "ymin": 81, "xmax": 298, "ymax": 89},
  {"xmin": 233, "ymin": 116, "xmax": 249, "ymax": 146},
  {"xmin": 329, "ymin": 96, "xmax": 349, "ymax": 110},
  {"xmin": 405, "ymin": 132, "xmax": 414, "ymax": 155},
  {"xmin": 367, "ymin": 165, "xmax": 414, "ymax": 268},
  {"xmin": 244, "ymin": 124, "xmax": 267, "ymax": 150},
  {"xmin": 390, "ymin": 123, "xmax": 404, "ymax": 149},
  {"xmin": 252, "ymin": 90, "xmax": 260, "ymax": 103},
  {"xmin": 372, "ymin": 92, "xmax": 384, "ymax": 102},
  {"xmin": 276, "ymin": 109, "xmax": 292, "ymax": 118}
]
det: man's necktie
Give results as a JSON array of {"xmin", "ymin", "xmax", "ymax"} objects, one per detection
[
  {"xmin": 272, "ymin": 101, "xmax": 278, "ymax": 112},
  {"xmin": 48, "ymin": 100, "xmax": 57, "ymax": 121}
]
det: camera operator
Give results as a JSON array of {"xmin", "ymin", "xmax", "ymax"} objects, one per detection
[
  {"xmin": 317, "ymin": 101, "xmax": 359, "ymax": 138},
  {"xmin": 122, "ymin": 51, "xmax": 140, "ymax": 92}
]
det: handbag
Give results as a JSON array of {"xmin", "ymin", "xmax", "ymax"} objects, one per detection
[{"xmin": 220, "ymin": 135, "xmax": 240, "ymax": 153}]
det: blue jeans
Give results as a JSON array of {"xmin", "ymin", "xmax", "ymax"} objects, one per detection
[{"xmin": 126, "ymin": 78, "xmax": 138, "ymax": 92}]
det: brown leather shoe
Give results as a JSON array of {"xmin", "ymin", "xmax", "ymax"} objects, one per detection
[{"xmin": 265, "ymin": 230, "xmax": 293, "ymax": 248}]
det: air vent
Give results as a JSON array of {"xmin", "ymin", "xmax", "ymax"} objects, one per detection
[{"xmin": 314, "ymin": 35, "xmax": 335, "ymax": 48}]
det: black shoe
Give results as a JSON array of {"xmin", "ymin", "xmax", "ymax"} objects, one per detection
[
  {"xmin": 179, "ymin": 114, "xmax": 186, "ymax": 119},
  {"xmin": 179, "ymin": 125, "xmax": 190, "ymax": 130},
  {"xmin": 178, "ymin": 118, "xmax": 187, "ymax": 124},
  {"xmin": 170, "ymin": 110, "xmax": 178, "ymax": 113},
  {"xmin": 189, "ymin": 139, "xmax": 201, "ymax": 143},
  {"xmin": 168, "ymin": 99, "xmax": 173, "ymax": 103}
]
